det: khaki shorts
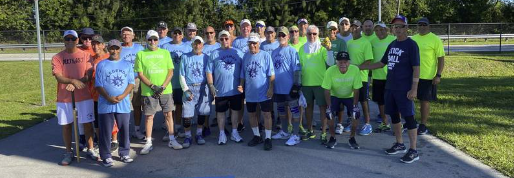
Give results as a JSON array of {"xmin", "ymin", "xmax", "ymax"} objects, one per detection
[
  {"xmin": 143, "ymin": 94, "xmax": 174, "ymax": 116},
  {"xmin": 131, "ymin": 78, "xmax": 142, "ymax": 107}
]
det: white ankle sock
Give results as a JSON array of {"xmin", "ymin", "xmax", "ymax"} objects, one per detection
[
  {"xmin": 265, "ymin": 129, "xmax": 271, "ymax": 139},
  {"xmin": 252, "ymin": 127, "xmax": 260, "ymax": 136}
]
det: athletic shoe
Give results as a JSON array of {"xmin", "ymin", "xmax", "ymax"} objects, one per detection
[
  {"xmin": 237, "ymin": 123, "xmax": 245, "ymax": 133},
  {"xmin": 335, "ymin": 123, "xmax": 344, "ymax": 135},
  {"xmin": 376, "ymin": 114, "xmax": 383, "ymax": 123},
  {"xmin": 285, "ymin": 135, "xmax": 300, "ymax": 146},
  {"xmin": 218, "ymin": 133, "xmax": 227, "ymax": 145},
  {"xmin": 132, "ymin": 131, "xmax": 146, "ymax": 140},
  {"xmin": 168, "ymin": 140, "xmax": 183, "ymax": 150},
  {"xmin": 418, "ymin": 124, "xmax": 428, "ymax": 135},
  {"xmin": 299, "ymin": 125, "xmax": 307, "ymax": 136},
  {"xmin": 202, "ymin": 127, "xmax": 211, "ymax": 137},
  {"xmin": 326, "ymin": 136, "xmax": 337, "ymax": 149},
  {"xmin": 102, "ymin": 158, "xmax": 114, "ymax": 167},
  {"xmin": 385, "ymin": 142, "xmax": 407, "ymax": 155},
  {"xmin": 110, "ymin": 142, "xmax": 119, "ymax": 153},
  {"xmin": 264, "ymin": 138, "xmax": 272, "ymax": 151},
  {"xmin": 61, "ymin": 151, "xmax": 74, "ymax": 166},
  {"xmin": 230, "ymin": 132, "xmax": 244, "ymax": 143},
  {"xmin": 210, "ymin": 118, "xmax": 218, "ymax": 127},
  {"xmin": 120, "ymin": 155, "xmax": 133, "ymax": 163},
  {"xmin": 182, "ymin": 137, "xmax": 192, "ymax": 148},
  {"xmin": 348, "ymin": 137, "xmax": 360, "ymax": 149},
  {"xmin": 302, "ymin": 130, "xmax": 316, "ymax": 141},
  {"xmin": 140, "ymin": 143, "xmax": 153, "ymax": 155},
  {"xmin": 320, "ymin": 132, "xmax": 327, "ymax": 145},
  {"xmin": 343, "ymin": 124, "xmax": 351, "ymax": 132},
  {"xmin": 287, "ymin": 124, "xmax": 293, "ymax": 134},
  {"xmin": 271, "ymin": 130, "xmax": 290, "ymax": 140},
  {"xmin": 359, "ymin": 124, "xmax": 373, "ymax": 136},
  {"xmin": 248, "ymin": 136, "xmax": 263, "ymax": 147},
  {"xmin": 378, "ymin": 123, "xmax": 391, "ymax": 131},
  {"xmin": 400, "ymin": 149, "xmax": 420, "ymax": 163},
  {"xmin": 195, "ymin": 135, "xmax": 206, "ymax": 145},
  {"xmin": 177, "ymin": 128, "xmax": 186, "ymax": 138},
  {"xmin": 162, "ymin": 132, "xmax": 170, "ymax": 142},
  {"xmin": 87, "ymin": 149, "xmax": 100, "ymax": 161}
]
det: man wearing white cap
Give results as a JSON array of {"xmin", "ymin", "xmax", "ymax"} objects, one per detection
[
  {"xmin": 95, "ymin": 39, "xmax": 135, "ymax": 167},
  {"xmin": 297, "ymin": 18, "xmax": 309, "ymax": 45},
  {"xmin": 362, "ymin": 20, "xmax": 378, "ymax": 42},
  {"xmin": 337, "ymin": 17, "xmax": 353, "ymax": 43},
  {"xmin": 256, "ymin": 20, "xmax": 266, "ymax": 43},
  {"xmin": 157, "ymin": 21, "xmax": 173, "ymax": 48},
  {"xmin": 238, "ymin": 33, "xmax": 275, "ymax": 151},
  {"xmin": 203, "ymin": 26, "xmax": 221, "ymax": 56},
  {"xmin": 178, "ymin": 36, "xmax": 212, "ymax": 148},
  {"xmin": 206, "ymin": 30, "xmax": 245, "ymax": 145},
  {"xmin": 52, "ymin": 30, "xmax": 98, "ymax": 165},
  {"xmin": 260, "ymin": 26, "xmax": 280, "ymax": 55},
  {"xmin": 135, "ymin": 30, "xmax": 183, "ymax": 155},
  {"xmin": 232, "ymin": 19, "xmax": 252, "ymax": 53},
  {"xmin": 183, "ymin": 22, "xmax": 198, "ymax": 46}
]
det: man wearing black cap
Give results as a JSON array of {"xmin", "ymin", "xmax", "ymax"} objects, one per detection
[
  {"xmin": 322, "ymin": 52, "xmax": 362, "ymax": 149},
  {"xmin": 157, "ymin": 21, "xmax": 173, "ymax": 48},
  {"xmin": 79, "ymin": 28, "xmax": 95, "ymax": 56},
  {"xmin": 411, "ymin": 17, "xmax": 445, "ymax": 135}
]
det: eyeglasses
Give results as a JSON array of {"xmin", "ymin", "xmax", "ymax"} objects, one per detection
[
  {"xmin": 256, "ymin": 25, "xmax": 265, "ymax": 28},
  {"xmin": 109, "ymin": 46, "xmax": 121, "ymax": 50},
  {"xmin": 307, "ymin": 33, "xmax": 318, "ymax": 36},
  {"xmin": 206, "ymin": 32, "xmax": 215, "ymax": 34},
  {"xmin": 64, "ymin": 37, "xmax": 77, "ymax": 41},
  {"xmin": 248, "ymin": 42, "xmax": 258, "ymax": 45},
  {"xmin": 81, "ymin": 37, "xmax": 92, "ymax": 41},
  {"xmin": 418, "ymin": 23, "xmax": 428, "ymax": 27},
  {"xmin": 278, "ymin": 33, "xmax": 287, "ymax": 38},
  {"xmin": 219, "ymin": 38, "xmax": 229, "ymax": 41},
  {"xmin": 225, "ymin": 25, "xmax": 234, "ymax": 28},
  {"xmin": 289, "ymin": 30, "xmax": 298, "ymax": 33},
  {"xmin": 148, "ymin": 38, "xmax": 159, "ymax": 42},
  {"xmin": 393, "ymin": 24, "xmax": 407, "ymax": 29},
  {"xmin": 173, "ymin": 32, "xmax": 182, "ymax": 35}
]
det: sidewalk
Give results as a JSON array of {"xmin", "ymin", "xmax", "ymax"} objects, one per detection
[{"xmin": 0, "ymin": 102, "xmax": 507, "ymax": 178}]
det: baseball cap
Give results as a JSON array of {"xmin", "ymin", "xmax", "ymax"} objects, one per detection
[
  {"xmin": 374, "ymin": 21, "xmax": 387, "ymax": 28},
  {"xmin": 63, "ymin": 30, "xmax": 78, "ymax": 38},
  {"xmin": 338, "ymin": 17, "xmax": 350, "ymax": 24},
  {"xmin": 121, "ymin": 26, "xmax": 134, "ymax": 33},
  {"xmin": 418, "ymin": 17, "xmax": 430, "ymax": 25},
  {"xmin": 336, "ymin": 51, "xmax": 350, "ymax": 61},
  {"xmin": 297, "ymin": 18, "xmax": 308, "ymax": 24},
  {"xmin": 218, "ymin": 30, "xmax": 230, "ymax": 38},
  {"xmin": 107, "ymin": 39, "xmax": 122, "ymax": 49},
  {"xmin": 224, "ymin": 20, "xmax": 234, "ymax": 26},
  {"xmin": 277, "ymin": 26, "xmax": 289, "ymax": 36},
  {"xmin": 240, "ymin": 19, "xmax": 251, "ymax": 26},
  {"xmin": 326, "ymin": 21, "xmax": 338, "ymax": 29},
  {"xmin": 391, "ymin": 15, "xmax": 408, "ymax": 24},
  {"xmin": 81, "ymin": 28, "xmax": 95, "ymax": 36},
  {"xmin": 351, "ymin": 20, "xmax": 362, "ymax": 27},
  {"xmin": 158, "ymin": 21, "xmax": 168, "ymax": 29},
  {"xmin": 91, "ymin": 35, "xmax": 104, "ymax": 43},
  {"xmin": 265, "ymin": 26, "xmax": 275, "ymax": 33},
  {"xmin": 146, "ymin": 30, "xmax": 159, "ymax": 40},
  {"xmin": 172, "ymin": 27, "xmax": 183, "ymax": 34},
  {"xmin": 192, "ymin": 36, "xmax": 204, "ymax": 44},
  {"xmin": 256, "ymin": 20, "xmax": 266, "ymax": 27},
  {"xmin": 289, "ymin": 25, "xmax": 299, "ymax": 31},
  {"xmin": 248, "ymin": 33, "xmax": 260, "ymax": 43},
  {"xmin": 187, "ymin": 23, "xmax": 197, "ymax": 30}
]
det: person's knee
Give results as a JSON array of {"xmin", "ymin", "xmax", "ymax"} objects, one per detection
[
  {"xmin": 404, "ymin": 115, "xmax": 417, "ymax": 130},
  {"xmin": 197, "ymin": 115, "xmax": 207, "ymax": 126},
  {"xmin": 183, "ymin": 118, "xmax": 193, "ymax": 128},
  {"xmin": 276, "ymin": 102, "xmax": 287, "ymax": 117},
  {"xmin": 391, "ymin": 113, "xmax": 401, "ymax": 124}
]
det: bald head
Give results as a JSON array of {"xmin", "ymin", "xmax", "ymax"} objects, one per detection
[{"xmin": 363, "ymin": 20, "xmax": 374, "ymax": 36}]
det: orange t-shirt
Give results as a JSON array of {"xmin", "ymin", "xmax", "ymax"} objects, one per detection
[
  {"xmin": 79, "ymin": 46, "xmax": 95, "ymax": 56},
  {"xmin": 52, "ymin": 50, "xmax": 93, "ymax": 103},
  {"xmin": 90, "ymin": 53, "xmax": 110, "ymax": 101}
]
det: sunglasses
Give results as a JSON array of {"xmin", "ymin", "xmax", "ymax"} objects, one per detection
[
  {"xmin": 307, "ymin": 33, "xmax": 318, "ymax": 36},
  {"xmin": 289, "ymin": 30, "xmax": 298, "ymax": 33},
  {"xmin": 219, "ymin": 37, "xmax": 229, "ymax": 41},
  {"xmin": 248, "ymin": 42, "xmax": 258, "ymax": 45},
  {"xmin": 225, "ymin": 25, "xmax": 234, "ymax": 28},
  {"xmin": 278, "ymin": 33, "xmax": 287, "ymax": 38},
  {"xmin": 148, "ymin": 38, "xmax": 159, "ymax": 42},
  {"xmin": 256, "ymin": 25, "xmax": 265, "ymax": 28},
  {"xmin": 393, "ymin": 24, "xmax": 407, "ymax": 29},
  {"xmin": 81, "ymin": 37, "xmax": 92, "ymax": 41},
  {"xmin": 109, "ymin": 46, "xmax": 121, "ymax": 50},
  {"xmin": 418, "ymin": 23, "xmax": 428, "ymax": 27},
  {"xmin": 64, "ymin": 37, "xmax": 77, "ymax": 41},
  {"xmin": 173, "ymin": 32, "xmax": 182, "ymax": 35},
  {"xmin": 206, "ymin": 32, "xmax": 215, "ymax": 34}
]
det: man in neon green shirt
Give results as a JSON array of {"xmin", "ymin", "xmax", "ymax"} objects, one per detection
[
  {"xmin": 411, "ymin": 17, "xmax": 445, "ymax": 135},
  {"xmin": 289, "ymin": 26, "xmax": 304, "ymax": 52},
  {"xmin": 297, "ymin": 18, "xmax": 309, "ymax": 45},
  {"xmin": 346, "ymin": 19, "xmax": 374, "ymax": 135},
  {"xmin": 370, "ymin": 22, "xmax": 396, "ymax": 131},
  {"xmin": 134, "ymin": 30, "xmax": 183, "ymax": 155},
  {"xmin": 322, "ymin": 51, "xmax": 362, "ymax": 149},
  {"xmin": 362, "ymin": 20, "xmax": 378, "ymax": 42}
]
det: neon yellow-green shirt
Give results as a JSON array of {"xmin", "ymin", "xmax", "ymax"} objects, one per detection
[
  {"xmin": 411, "ymin": 32, "xmax": 445, "ymax": 79},
  {"xmin": 298, "ymin": 36, "xmax": 307, "ymax": 45},
  {"xmin": 289, "ymin": 41, "xmax": 304, "ymax": 53},
  {"xmin": 363, "ymin": 33, "xmax": 377, "ymax": 42},
  {"xmin": 321, "ymin": 65, "xmax": 362, "ymax": 98},
  {"xmin": 370, "ymin": 35, "xmax": 396, "ymax": 80},
  {"xmin": 299, "ymin": 45, "xmax": 328, "ymax": 86},
  {"xmin": 134, "ymin": 48, "xmax": 174, "ymax": 96},
  {"xmin": 347, "ymin": 37, "xmax": 373, "ymax": 82},
  {"xmin": 330, "ymin": 38, "xmax": 347, "ymax": 58}
]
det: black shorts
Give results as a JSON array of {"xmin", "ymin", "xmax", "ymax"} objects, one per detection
[
  {"xmin": 372, "ymin": 80, "xmax": 386, "ymax": 105},
  {"xmin": 358, "ymin": 82, "xmax": 369, "ymax": 102},
  {"xmin": 246, "ymin": 99, "xmax": 272, "ymax": 113},
  {"xmin": 417, "ymin": 79, "xmax": 437, "ymax": 101},
  {"xmin": 215, "ymin": 94, "xmax": 243, "ymax": 112},
  {"xmin": 173, "ymin": 89, "xmax": 183, "ymax": 105}
]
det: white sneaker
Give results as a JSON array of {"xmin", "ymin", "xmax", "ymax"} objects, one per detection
[
  {"xmin": 218, "ymin": 132, "xmax": 227, "ymax": 145},
  {"xmin": 162, "ymin": 132, "xmax": 170, "ymax": 142},
  {"xmin": 272, "ymin": 130, "xmax": 290, "ymax": 140},
  {"xmin": 335, "ymin": 124, "xmax": 344, "ymax": 135},
  {"xmin": 132, "ymin": 131, "xmax": 146, "ymax": 140},
  {"xmin": 230, "ymin": 132, "xmax": 243, "ymax": 143},
  {"xmin": 168, "ymin": 140, "xmax": 183, "ymax": 150},
  {"xmin": 177, "ymin": 129, "xmax": 186, "ymax": 138},
  {"xmin": 140, "ymin": 143, "xmax": 153, "ymax": 155},
  {"xmin": 285, "ymin": 135, "xmax": 301, "ymax": 146},
  {"xmin": 86, "ymin": 149, "xmax": 101, "ymax": 161}
]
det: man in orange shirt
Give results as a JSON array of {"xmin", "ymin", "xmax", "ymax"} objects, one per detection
[
  {"xmin": 52, "ymin": 30, "xmax": 100, "ymax": 165},
  {"xmin": 79, "ymin": 28, "xmax": 95, "ymax": 56}
]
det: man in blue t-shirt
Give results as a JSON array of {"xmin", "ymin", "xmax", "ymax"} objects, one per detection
[
  {"xmin": 157, "ymin": 21, "xmax": 172, "ymax": 48},
  {"xmin": 183, "ymin": 23, "xmax": 197, "ymax": 46},
  {"xmin": 232, "ymin": 19, "xmax": 252, "ymax": 53},
  {"xmin": 260, "ymin": 26, "xmax": 280, "ymax": 55},
  {"xmin": 162, "ymin": 27, "xmax": 193, "ymax": 140},
  {"xmin": 119, "ymin": 26, "xmax": 146, "ymax": 140},
  {"xmin": 238, "ymin": 33, "xmax": 275, "ymax": 151},
  {"xmin": 360, "ymin": 15, "xmax": 420, "ymax": 164},
  {"xmin": 203, "ymin": 26, "xmax": 221, "ymax": 56},
  {"xmin": 95, "ymin": 40, "xmax": 135, "ymax": 167},
  {"xmin": 206, "ymin": 30, "xmax": 245, "ymax": 145}
]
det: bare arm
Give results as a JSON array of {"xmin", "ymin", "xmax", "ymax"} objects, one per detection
[
  {"xmin": 359, "ymin": 61, "xmax": 386, "ymax": 70},
  {"xmin": 407, "ymin": 66, "xmax": 420, "ymax": 100},
  {"xmin": 162, "ymin": 69, "xmax": 173, "ymax": 88},
  {"xmin": 96, "ymin": 87, "xmax": 119, "ymax": 103},
  {"xmin": 54, "ymin": 73, "xmax": 87, "ymax": 91},
  {"xmin": 115, "ymin": 84, "xmax": 134, "ymax": 100},
  {"xmin": 206, "ymin": 73, "xmax": 214, "ymax": 85},
  {"xmin": 138, "ymin": 72, "xmax": 152, "ymax": 87},
  {"xmin": 433, "ymin": 56, "xmax": 445, "ymax": 85},
  {"xmin": 238, "ymin": 79, "xmax": 245, "ymax": 93},
  {"xmin": 352, "ymin": 89, "xmax": 359, "ymax": 106},
  {"xmin": 324, "ymin": 89, "xmax": 331, "ymax": 107},
  {"xmin": 266, "ymin": 75, "xmax": 275, "ymax": 98}
]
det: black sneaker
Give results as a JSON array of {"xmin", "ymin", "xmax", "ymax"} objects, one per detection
[
  {"xmin": 348, "ymin": 137, "xmax": 360, "ymax": 149},
  {"xmin": 385, "ymin": 142, "xmax": 407, "ymax": 155},
  {"xmin": 248, "ymin": 136, "xmax": 263, "ymax": 147},
  {"xmin": 110, "ymin": 142, "xmax": 119, "ymax": 153},
  {"xmin": 264, "ymin": 138, "xmax": 272, "ymax": 151},
  {"xmin": 237, "ymin": 123, "xmax": 245, "ymax": 133},
  {"xmin": 417, "ymin": 124, "xmax": 428, "ymax": 135},
  {"xmin": 326, "ymin": 136, "xmax": 337, "ymax": 149},
  {"xmin": 210, "ymin": 118, "xmax": 218, "ymax": 127},
  {"xmin": 400, "ymin": 149, "xmax": 420, "ymax": 163}
]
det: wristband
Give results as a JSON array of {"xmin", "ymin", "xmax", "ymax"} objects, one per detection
[{"xmin": 436, "ymin": 74, "xmax": 442, "ymax": 78}]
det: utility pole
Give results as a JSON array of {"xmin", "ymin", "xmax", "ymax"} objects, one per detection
[
  {"xmin": 34, "ymin": 0, "xmax": 46, "ymax": 106},
  {"xmin": 397, "ymin": 0, "xmax": 401, "ymax": 15}
]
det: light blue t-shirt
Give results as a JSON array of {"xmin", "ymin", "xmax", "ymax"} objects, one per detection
[
  {"xmin": 162, "ymin": 42, "xmax": 193, "ymax": 89},
  {"xmin": 203, "ymin": 42, "xmax": 221, "ymax": 56},
  {"xmin": 232, "ymin": 36, "xmax": 249, "ymax": 53},
  {"xmin": 260, "ymin": 41, "xmax": 279, "ymax": 55},
  {"xmin": 183, "ymin": 38, "xmax": 194, "ymax": 47},
  {"xmin": 95, "ymin": 59, "xmax": 135, "ymax": 114},
  {"xmin": 120, "ymin": 43, "xmax": 144, "ymax": 78},
  {"xmin": 180, "ymin": 52, "xmax": 208, "ymax": 85},
  {"xmin": 206, "ymin": 48, "xmax": 244, "ymax": 97},
  {"xmin": 240, "ymin": 51, "xmax": 275, "ymax": 102},
  {"xmin": 271, "ymin": 46, "xmax": 301, "ymax": 94},
  {"xmin": 158, "ymin": 36, "xmax": 173, "ymax": 49}
]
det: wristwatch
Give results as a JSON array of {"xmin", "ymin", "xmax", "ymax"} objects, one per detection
[{"xmin": 436, "ymin": 74, "xmax": 442, "ymax": 78}]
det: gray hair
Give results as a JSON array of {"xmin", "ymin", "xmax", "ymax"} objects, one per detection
[{"xmin": 307, "ymin": 25, "xmax": 319, "ymax": 33}]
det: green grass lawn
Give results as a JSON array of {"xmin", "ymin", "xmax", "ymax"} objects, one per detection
[{"xmin": 443, "ymin": 38, "xmax": 514, "ymax": 45}]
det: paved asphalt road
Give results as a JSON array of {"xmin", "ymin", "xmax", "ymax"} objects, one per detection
[{"xmin": 0, "ymin": 102, "xmax": 507, "ymax": 178}]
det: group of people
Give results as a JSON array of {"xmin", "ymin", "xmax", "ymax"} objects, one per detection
[{"xmin": 52, "ymin": 14, "xmax": 445, "ymax": 167}]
